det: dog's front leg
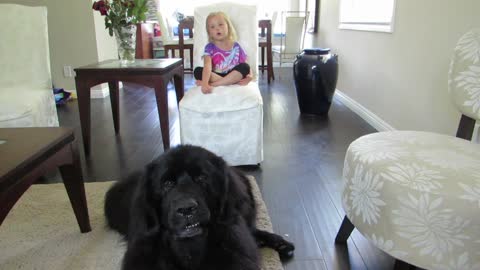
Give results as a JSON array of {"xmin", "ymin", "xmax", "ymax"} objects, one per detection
[
  {"xmin": 253, "ymin": 229, "xmax": 295, "ymax": 261},
  {"xmin": 213, "ymin": 220, "xmax": 261, "ymax": 270},
  {"xmin": 122, "ymin": 232, "xmax": 175, "ymax": 270}
]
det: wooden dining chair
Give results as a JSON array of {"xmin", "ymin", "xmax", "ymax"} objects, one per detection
[
  {"xmin": 162, "ymin": 16, "xmax": 194, "ymax": 73},
  {"xmin": 259, "ymin": 19, "xmax": 274, "ymax": 84},
  {"xmin": 177, "ymin": 17, "xmax": 194, "ymax": 73}
]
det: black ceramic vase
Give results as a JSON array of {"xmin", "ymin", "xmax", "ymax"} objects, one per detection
[{"xmin": 293, "ymin": 48, "xmax": 338, "ymax": 115}]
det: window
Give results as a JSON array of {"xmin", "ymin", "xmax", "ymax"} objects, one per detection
[{"xmin": 339, "ymin": 0, "xmax": 396, "ymax": 33}]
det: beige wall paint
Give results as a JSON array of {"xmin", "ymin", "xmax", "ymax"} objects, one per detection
[
  {"xmin": 93, "ymin": 10, "xmax": 118, "ymax": 61},
  {"xmin": 1, "ymin": 0, "xmax": 117, "ymax": 90},
  {"xmin": 47, "ymin": 0, "xmax": 98, "ymax": 90},
  {"xmin": 316, "ymin": 0, "xmax": 479, "ymax": 135}
]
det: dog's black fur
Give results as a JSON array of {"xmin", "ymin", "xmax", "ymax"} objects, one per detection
[{"xmin": 104, "ymin": 145, "xmax": 294, "ymax": 270}]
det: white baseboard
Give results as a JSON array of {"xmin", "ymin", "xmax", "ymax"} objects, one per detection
[
  {"xmin": 91, "ymin": 84, "xmax": 110, "ymax": 99},
  {"xmin": 272, "ymin": 62, "xmax": 293, "ymax": 68},
  {"xmin": 334, "ymin": 90, "xmax": 480, "ymax": 143},
  {"xmin": 69, "ymin": 82, "xmax": 115, "ymax": 99},
  {"xmin": 334, "ymin": 89, "xmax": 395, "ymax": 132}
]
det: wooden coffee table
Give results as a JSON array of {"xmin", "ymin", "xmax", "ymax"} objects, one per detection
[
  {"xmin": 74, "ymin": 59, "xmax": 184, "ymax": 156},
  {"xmin": 0, "ymin": 127, "xmax": 91, "ymax": 233}
]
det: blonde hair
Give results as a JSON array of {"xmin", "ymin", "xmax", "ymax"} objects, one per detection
[{"xmin": 206, "ymin": 11, "xmax": 237, "ymax": 43}]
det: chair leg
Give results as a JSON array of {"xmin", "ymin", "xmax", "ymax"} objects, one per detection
[
  {"xmin": 335, "ymin": 215, "xmax": 355, "ymax": 243},
  {"xmin": 261, "ymin": 47, "xmax": 265, "ymax": 74},
  {"xmin": 456, "ymin": 114, "xmax": 476, "ymax": 140},
  {"xmin": 189, "ymin": 48, "xmax": 194, "ymax": 71},
  {"xmin": 394, "ymin": 259, "xmax": 418, "ymax": 270}
]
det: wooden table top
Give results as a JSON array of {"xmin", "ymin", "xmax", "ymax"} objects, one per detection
[
  {"xmin": 0, "ymin": 127, "xmax": 74, "ymax": 188},
  {"xmin": 75, "ymin": 59, "xmax": 183, "ymax": 71}
]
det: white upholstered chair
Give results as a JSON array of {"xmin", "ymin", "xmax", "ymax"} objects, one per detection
[
  {"xmin": 335, "ymin": 29, "xmax": 480, "ymax": 269},
  {"xmin": 179, "ymin": 2, "xmax": 263, "ymax": 166},
  {"xmin": 0, "ymin": 4, "xmax": 59, "ymax": 128}
]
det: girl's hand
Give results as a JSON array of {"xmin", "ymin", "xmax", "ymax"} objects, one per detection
[
  {"xmin": 201, "ymin": 83, "xmax": 213, "ymax": 94},
  {"xmin": 237, "ymin": 73, "xmax": 253, "ymax": 85},
  {"xmin": 197, "ymin": 80, "xmax": 213, "ymax": 93}
]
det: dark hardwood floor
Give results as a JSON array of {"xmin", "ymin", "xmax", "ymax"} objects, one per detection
[{"xmin": 51, "ymin": 67, "xmax": 396, "ymax": 270}]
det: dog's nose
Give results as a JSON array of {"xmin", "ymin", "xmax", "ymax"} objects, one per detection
[{"xmin": 176, "ymin": 199, "xmax": 198, "ymax": 216}]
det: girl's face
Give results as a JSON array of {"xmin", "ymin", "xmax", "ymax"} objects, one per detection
[{"xmin": 207, "ymin": 15, "xmax": 229, "ymax": 42}]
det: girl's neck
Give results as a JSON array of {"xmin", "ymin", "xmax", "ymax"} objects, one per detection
[{"xmin": 213, "ymin": 39, "xmax": 234, "ymax": 51}]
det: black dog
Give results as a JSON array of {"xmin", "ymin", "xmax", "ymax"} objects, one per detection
[{"xmin": 104, "ymin": 145, "xmax": 294, "ymax": 270}]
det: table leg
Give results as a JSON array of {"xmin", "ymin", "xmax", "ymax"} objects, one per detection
[
  {"xmin": 154, "ymin": 79, "xmax": 170, "ymax": 150},
  {"xmin": 75, "ymin": 79, "xmax": 92, "ymax": 156},
  {"xmin": 0, "ymin": 180, "xmax": 32, "ymax": 227},
  {"xmin": 59, "ymin": 142, "xmax": 91, "ymax": 233},
  {"xmin": 109, "ymin": 81, "xmax": 120, "ymax": 134},
  {"xmin": 173, "ymin": 69, "xmax": 185, "ymax": 102}
]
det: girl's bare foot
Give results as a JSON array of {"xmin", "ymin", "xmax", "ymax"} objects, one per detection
[{"xmin": 237, "ymin": 74, "xmax": 252, "ymax": 85}]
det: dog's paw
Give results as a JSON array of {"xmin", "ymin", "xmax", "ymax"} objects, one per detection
[{"xmin": 275, "ymin": 240, "xmax": 295, "ymax": 261}]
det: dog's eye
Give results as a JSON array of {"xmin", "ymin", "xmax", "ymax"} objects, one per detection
[
  {"xmin": 163, "ymin": 180, "xmax": 175, "ymax": 190},
  {"xmin": 194, "ymin": 175, "xmax": 206, "ymax": 183}
]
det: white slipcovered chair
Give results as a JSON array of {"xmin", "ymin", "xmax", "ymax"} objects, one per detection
[
  {"xmin": 335, "ymin": 29, "xmax": 480, "ymax": 269},
  {"xmin": 179, "ymin": 2, "xmax": 263, "ymax": 166},
  {"xmin": 0, "ymin": 4, "xmax": 59, "ymax": 128}
]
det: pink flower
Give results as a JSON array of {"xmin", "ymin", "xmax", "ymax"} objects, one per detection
[
  {"xmin": 92, "ymin": 1, "xmax": 109, "ymax": 16},
  {"xmin": 91, "ymin": 0, "xmax": 148, "ymax": 37}
]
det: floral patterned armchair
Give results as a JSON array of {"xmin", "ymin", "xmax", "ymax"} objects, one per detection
[{"xmin": 335, "ymin": 29, "xmax": 480, "ymax": 269}]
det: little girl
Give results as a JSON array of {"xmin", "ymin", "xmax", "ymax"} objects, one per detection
[{"xmin": 194, "ymin": 11, "xmax": 252, "ymax": 94}]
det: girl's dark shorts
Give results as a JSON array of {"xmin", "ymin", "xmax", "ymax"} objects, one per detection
[{"xmin": 194, "ymin": 63, "xmax": 250, "ymax": 80}]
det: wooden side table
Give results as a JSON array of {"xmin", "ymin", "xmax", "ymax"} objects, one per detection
[
  {"xmin": 74, "ymin": 59, "xmax": 184, "ymax": 156},
  {"xmin": 0, "ymin": 127, "xmax": 91, "ymax": 233}
]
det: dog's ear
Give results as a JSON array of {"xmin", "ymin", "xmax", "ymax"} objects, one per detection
[
  {"xmin": 217, "ymin": 165, "xmax": 231, "ymax": 217},
  {"xmin": 217, "ymin": 165, "xmax": 250, "ymax": 221},
  {"xmin": 127, "ymin": 162, "xmax": 164, "ymax": 239}
]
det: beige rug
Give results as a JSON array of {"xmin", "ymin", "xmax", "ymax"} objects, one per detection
[{"xmin": 0, "ymin": 177, "xmax": 283, "ymax": 270}]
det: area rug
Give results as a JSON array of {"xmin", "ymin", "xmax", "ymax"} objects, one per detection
[{"xmin": 0, "ymin": 177, "xmax": 283, "ymax": 270}]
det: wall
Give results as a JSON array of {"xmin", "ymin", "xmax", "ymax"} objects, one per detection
[
  {"xmin": 93, "ymin": 10, "xmax": 118, "ymax": 62},
  {"xmin": 1, "ymin": 0, "xmax": 117, "ymax": 91},
  {"xmin": 47, "ymin": 0, "xmax": 99, "ymax": 90},
  {"xmin": 316, "ymin": 0, "xmax": 479, "ymax": 135}
]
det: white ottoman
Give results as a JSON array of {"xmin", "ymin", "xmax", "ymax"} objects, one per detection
[{"xmin": 179, "ymin": 83, "xmax": 263, "ymax": 166}]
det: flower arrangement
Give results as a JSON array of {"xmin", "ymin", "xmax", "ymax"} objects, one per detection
[{"xmin": 92, "ymin": 0, "xmax": 148, "ymax": 36}]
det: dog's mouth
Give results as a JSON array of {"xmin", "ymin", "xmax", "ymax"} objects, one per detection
[{"xmin": 176, "ymin": 222, "xmax": 203, "ymax": 238}]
